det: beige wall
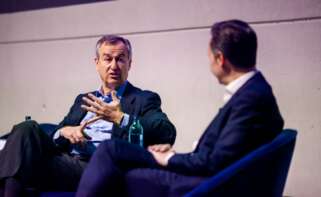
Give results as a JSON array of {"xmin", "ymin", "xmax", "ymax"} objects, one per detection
[{"xmin": 1, "ymin": 0, "xmax": 321, "ymax": 196}]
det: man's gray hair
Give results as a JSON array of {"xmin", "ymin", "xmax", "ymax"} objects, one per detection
[{"xmin": 95, "ymin": 35, "xmax": 132, "ymax": 60}]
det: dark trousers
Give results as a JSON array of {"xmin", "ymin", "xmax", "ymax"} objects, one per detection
[
  {"xmin": 76, "ymin": 140, "xmax": 205, "ymax": 197},
  {"xmin": 0, "ymin": 121, "xmax": 87, "ymax": 191}
]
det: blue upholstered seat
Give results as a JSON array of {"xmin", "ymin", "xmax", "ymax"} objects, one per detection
[{"xmin": 183, "ymin": 129, "xmax": 297, "ymax": 197}]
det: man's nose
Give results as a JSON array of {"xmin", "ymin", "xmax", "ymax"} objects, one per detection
[{"xmin": 110, "ymin": 58, "xmax": 118, "ymax": 69}]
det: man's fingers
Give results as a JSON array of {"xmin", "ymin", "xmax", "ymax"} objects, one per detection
[
  {"xmin": 75, "ymin": 130, "xmax": 84, "ymax": 139},
  {"xmin": 79, "ymin": 116, "xmax": 102, "ymax": 140},
  {"xmin": 82, "ymin": 97, "xmax": 101, "ymax": 110},
  {"xmin": 111, "ymin": 91, "xmax": 119, "ymax": 101},
  {"xmin": 72, "ymin": 131, "xmax": 84, "ymax": 142},
  {"xmin": 149, "ymin": 145, "xmax": 160, "ymax": 151},
  {"xmin": 61, "ymin": 126, "xmax": 89, "ymax": 144},
  {"xmin": 81, "ymin": 104, "xmax": 98, "ymax": 114},
  {"xmin": 78, "ymin": 128, "xmax": 91, "ymax": 140},
  {"xmin": 149, "ymin": 145, "xmax": 159, "ymax": 151},
  {"xmin": 147, "ymin": 147, "xmax": 156, "ymax": 155},
  {"xmin": 148, "ymin": 144, "xmax": 171, "ymax": 152},
  {"xmin": 69, "ymin": 136, "xmax": 76, "ymax": 144},
  {"xmin": 160, "ymin": 144, "xmax": 172, "ymax": 152},
  {"xmin": 87, "ymin": 93, "xmax": 105, "ymax": 105},
  {"xmin": 85, "ymin": 116, "xmax": 102, "ymax": 126},
  {"xmin": 74, "ymin": 137, "xmax": 80, "ymax": 143}
]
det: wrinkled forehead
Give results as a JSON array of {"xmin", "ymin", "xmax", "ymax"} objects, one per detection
[{"xmin": 98, "ymin": 42, "xmax": 129, "ymax": 57}]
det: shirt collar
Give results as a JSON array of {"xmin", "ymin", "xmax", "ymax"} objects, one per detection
[
  {"xmin": 96, "ymin": 81, "xmax": 128, "ymax": 100},
  {"xmin": 223, "ymin": 70, "xmax": 257, "ymax": 104}
]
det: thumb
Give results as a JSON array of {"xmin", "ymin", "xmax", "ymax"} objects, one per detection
[
  {"xmin": 111, "ymin": 90, "xmax": 119, "ymax": 101},
  {"xmin": 84, "ymin": 116, "xmax": 102, "ymax": 127},
  {"xmin": 80, "ymin": 122, "xmax": 87, "ymax": 131}
]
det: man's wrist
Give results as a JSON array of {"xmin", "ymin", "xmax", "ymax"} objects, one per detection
[{"xmin": 115, "ymin": 112, "xmax": 124, "ymax": 125}]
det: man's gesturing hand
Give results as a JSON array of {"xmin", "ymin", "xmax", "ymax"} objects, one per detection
[
  {"xmin": 81, "ymin": 91, "xmax": 124, "ymax": 125},
  {"xmin": 60, "ymin": 116, "xmax": 101, "ymax": 144}
]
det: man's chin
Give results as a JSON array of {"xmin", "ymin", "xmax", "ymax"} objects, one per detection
[{"xmin": 106, "ymin": 81, "xmax": 122, "ymax": 89}]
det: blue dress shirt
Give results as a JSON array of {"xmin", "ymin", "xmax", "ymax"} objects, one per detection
[{"xmin": 54, "ymin": 81, "xmax": 130, "ymax": 157}]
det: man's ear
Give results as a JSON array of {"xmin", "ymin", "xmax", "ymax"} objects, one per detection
[
  {"xmin": 128, "ymin": 59, "xmax": 132, "ymax": 70},
  {"xmin": 95, "ymin": 57, "xmax": 99, "ymax": 71},
  {"xmin": 208, "ymin": 47, "xmax": 215, "ymax": 63},
  {"xmin": 214, "ymin": 51, "xmax": 224, "ymax": 67}
]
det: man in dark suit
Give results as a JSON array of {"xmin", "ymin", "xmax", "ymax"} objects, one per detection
[
  {"xmin": 75, "ymin": 19, "xmax": 284, "ymax": 197},
  {"xmin": 0, "ymin": 35, "xmax": 176, "ymax": 196}
]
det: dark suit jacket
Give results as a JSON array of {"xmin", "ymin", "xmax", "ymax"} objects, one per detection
[
  {"xmin": 167, "ymin": 72, "xmax": 284, "ymax": 176},
  {"xmin": 54, "ymin": 82, "xmax": 176, "ymax": 151}
]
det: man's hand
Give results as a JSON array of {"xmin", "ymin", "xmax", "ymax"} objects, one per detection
[
  {"xmin": 148, "ymin": 144, "xmax": 175, "ymax": 167},
  {"xmin": 81, "ymin": 91, "xmax": 124, "ymax": 125},
  {"xmin": 148, "ymin": 144, "xmax": 172, "ymax": 152},
  {"xmin": 60, "ymin": 116, "xmax": 101, "ymax": 144}
]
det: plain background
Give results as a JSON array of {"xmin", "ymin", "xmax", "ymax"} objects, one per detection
[{"xmin": 0, "ymin": 0, "xmax": 321, "ymax": 196}]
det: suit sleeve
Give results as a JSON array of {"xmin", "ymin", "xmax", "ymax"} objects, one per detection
[
  {"xmin": 167, "ymin": 92, "xmax": 283, "ymax": 176},
  {"xmin": 113, "ymin": 91, "xmax": 176, "ymax": 146},
  {"xmin": 138, "ymin": 91, "xmax": 176, "ymax": 146},
  {"xmin": 56, "ymin": 94, "xmax": 86, "ymax": 130},
  {"xmin": 52, "ymin": 94, "xmax": 86, "ymax": 151}
]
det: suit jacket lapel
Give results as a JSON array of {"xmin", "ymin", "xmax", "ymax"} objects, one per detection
[
  {"xmin": 120, "ymin": 82, "xmax": 139, "ymax": 115},
  {"xmin": 195, "ymin": 105, "xmax": 230, "ymax": 152}
]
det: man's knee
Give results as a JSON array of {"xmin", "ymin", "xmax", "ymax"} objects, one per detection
[
  {"xmin": 96, "ymin": 139, "xmax": 127, "ymax": 159},
  {"xmin": 98, "ymin": 140, "xmax": 116, "ymax": 154},
  {"xmin": 11, "ymin": 120, "xmax": 41, "ymax": 138},
  {"xmin": 14, "ymin": 120, "xmax": 38, "ymax": 129}
]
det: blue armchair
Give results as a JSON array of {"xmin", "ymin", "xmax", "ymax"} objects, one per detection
[{"xmin": 183, "ymin": 129, "xmax": 297, "ymax": 197}]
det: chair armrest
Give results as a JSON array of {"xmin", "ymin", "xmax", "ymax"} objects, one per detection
[{"xmin": 184, "ymin": 129, "xmax": 297, "ymax": 197}]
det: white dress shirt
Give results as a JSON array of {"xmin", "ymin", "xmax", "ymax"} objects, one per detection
[{"xmin": 223, "ymin": 70, "xmax": 257, "ymax": 104}]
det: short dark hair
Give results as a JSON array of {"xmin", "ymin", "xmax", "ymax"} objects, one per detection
[
  {"xmin": 210, "ymin": 19, "xmax": 257, "ymax": 69},
  {"xmin": 96, "ymin": 35, "xmax": 132, "ymax": 60}
]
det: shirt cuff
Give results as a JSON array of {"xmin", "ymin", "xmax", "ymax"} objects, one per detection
[
  {"xmin": 120, "ymin": 113, "xmax": 130, "ymax": 128},
  {"xmin": 53, "ymin": 129, "xmax": 61, "ymax": 141}
]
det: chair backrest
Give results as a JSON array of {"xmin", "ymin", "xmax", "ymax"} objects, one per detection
[{"xmin": 185, "ymin": 129, "xmax": 297, "ymax": 197}]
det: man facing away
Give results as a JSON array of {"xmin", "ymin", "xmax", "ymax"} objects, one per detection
[
  {"xmin": 0, "ymin": 35, "xmax": 176, "ymax": 197},
  {"xmin": 76, "ymin": 19, "xmax": 284, "ymax": 197}
]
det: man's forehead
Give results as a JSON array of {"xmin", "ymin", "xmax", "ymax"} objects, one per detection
[{"xmin": 99, "ymin": 42, "xmax": 128, "ymax": 55}]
